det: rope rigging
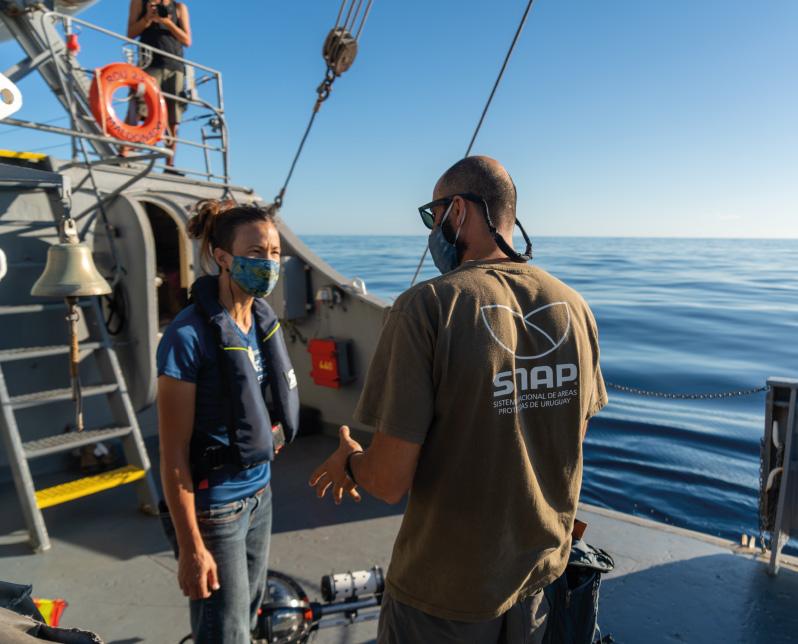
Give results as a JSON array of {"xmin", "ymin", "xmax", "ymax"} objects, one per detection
[
  {"xmin": 270, "ymin": 0, "xmax": 374, "ymax": 212},
  {"xmin": 411, "ymin": 0, "xmax": 538, "ymax": 287},
  {"xmin": 465, "ymin": 0, "xmax": 537, "ymax": 158}
]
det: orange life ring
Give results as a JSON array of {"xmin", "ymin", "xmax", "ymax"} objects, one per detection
[{"xmin": 89, "ymin": 62, "xmax": 167, "ymax": 146}]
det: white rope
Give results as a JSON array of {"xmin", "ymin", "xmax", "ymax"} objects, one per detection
[{"xmin": 409, "ymin": 247, "xmax": 429, "ymax": 287}]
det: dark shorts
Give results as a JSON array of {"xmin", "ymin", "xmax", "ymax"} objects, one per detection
[
  {"xmin": 138, "ymin": 65, "xmax": 185, "ymax": 126},
  {"xmin": 377, "ymin": 589, "xmax": 549, "ymax": 644}
]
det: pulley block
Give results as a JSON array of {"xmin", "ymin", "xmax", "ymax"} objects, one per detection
[{"xmin": 322, "ymin": 27, "xmax": 358, "ymax": 76}]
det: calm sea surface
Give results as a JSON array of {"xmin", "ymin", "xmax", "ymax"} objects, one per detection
[{"xmin": 300, "ymin": 235, "xmax": 798, "ymax": 550}]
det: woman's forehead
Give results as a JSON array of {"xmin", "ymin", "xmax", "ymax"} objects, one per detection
[{"xmin": 233, "ymin": 221, "xmax": 278, "ymax": 247}]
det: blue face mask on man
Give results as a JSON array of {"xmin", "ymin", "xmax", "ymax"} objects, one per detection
[
  {"xmin": 428, "ymin": 201, "xmax": 467, "ymax": 274},
  {"xmin": 230, "ymin": 255, "xmax": 280, "ymax": 298}
]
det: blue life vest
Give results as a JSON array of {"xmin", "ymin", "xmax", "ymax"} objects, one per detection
[{"xmin": 189, "ymin": 275, "xmax": 299, "ymax": 476}]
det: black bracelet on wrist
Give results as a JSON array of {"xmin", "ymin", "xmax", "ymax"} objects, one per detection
[{"xmin": 345, "ymin": 450, "xmax": 363, "ymax": 485}]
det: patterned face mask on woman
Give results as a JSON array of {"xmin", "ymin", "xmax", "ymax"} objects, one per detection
[
  {"xmin": 428, "ymin": 201, "xmax": 466, "ymax": 274},
  {"xmin": 230, "ymin": 256, "xmax": 280, "ymax": 297}
]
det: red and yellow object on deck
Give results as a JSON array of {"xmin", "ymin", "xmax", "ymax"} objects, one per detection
[
  {"xmin": 308, "ymin": 338, "xmax": 355, "ymax": 389},
  {"xmin": 32, "ymin": 597, "xmax": 68, "ymax": 627}
]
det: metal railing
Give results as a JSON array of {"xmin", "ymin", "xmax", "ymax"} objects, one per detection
[
  {"xmin": 761, "ymin": 377, "xmax": 798, "ymax": 575},
  {"xmin": 2, "ymin": 8, "xmax": 231, "ymax": 185}
]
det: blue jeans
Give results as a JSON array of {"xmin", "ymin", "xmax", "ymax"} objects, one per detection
[{"xmin": 189, "ymin": 485, "xmax": 272, "ymax": 644}]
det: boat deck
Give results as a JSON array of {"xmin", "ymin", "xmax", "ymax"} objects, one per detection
[{"xmin": 1, "ymin": 433, "xmax": 796, "ymax": 643}]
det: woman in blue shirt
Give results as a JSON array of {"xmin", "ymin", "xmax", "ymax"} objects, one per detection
[{"xmin": 157, "ymin": 199, "xmax": 297, "ymax": 644}]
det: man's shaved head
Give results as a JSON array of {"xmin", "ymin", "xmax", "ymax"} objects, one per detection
[{"xmin": 435, "ymin": 156, "xmax": 517, "ymax": 231}]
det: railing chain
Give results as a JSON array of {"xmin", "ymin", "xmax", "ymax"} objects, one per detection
[{"xmin": 605, "ymin": 382, "xmax": 770, "ymax": 400}]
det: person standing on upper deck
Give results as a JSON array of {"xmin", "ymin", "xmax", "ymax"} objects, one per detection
[
  {"xmin": 127, "ymin": 0, "xmax": 191, "ymax": 167},
  {"xmin": 310, "ymin": 156, "xmax": 608, "ymax": 643}
]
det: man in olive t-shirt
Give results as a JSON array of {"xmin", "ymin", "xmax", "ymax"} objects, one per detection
[{"xmin": 310, "ymin": 156, "xmax": 607, "ymax": 643}]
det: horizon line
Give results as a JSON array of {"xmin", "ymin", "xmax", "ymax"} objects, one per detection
[{"xmin": 294, "ymin": 233, "xmax": 798, "ymax": 241}]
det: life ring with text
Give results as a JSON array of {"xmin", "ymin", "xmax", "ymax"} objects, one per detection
[{"xmin": 89, "ymin": 62, "xmax": 167, "ymax": 146}]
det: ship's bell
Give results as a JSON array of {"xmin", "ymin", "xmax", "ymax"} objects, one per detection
[{"xmin": 31, "ymin": 240, "xmax": 111, "ymax": 297}]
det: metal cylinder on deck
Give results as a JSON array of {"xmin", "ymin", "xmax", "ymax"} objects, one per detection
[{"xmin": 321, "ymin": 566, "xmax": 384, "ymax": 602}]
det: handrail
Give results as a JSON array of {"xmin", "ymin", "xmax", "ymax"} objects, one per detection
[
  {"xmin": 48, "ymin": 12, "xmax": 223, "ymax": 77},
  {"xmin": 48, "ymin": 10, "xmax": 228, "ymax": 146},
  {"xmin": 18, "ymin": 10, "xmax": 230, "ymax": 184},
  {"xmin": 149, "ymin": 163, "xmax": 231, "ymax": 183},
  {"xmin": 60, "ymin": 152, "xmax": 166, "ymax": 171},
  {"xmin": 167, "ymin": 136, "xmax": 223, "ymax": 153},
  {"xmin": 4, "ymin": 118, "xmax": 173, "ymax": 157}
]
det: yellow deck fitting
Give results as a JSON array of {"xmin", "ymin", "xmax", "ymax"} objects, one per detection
[
  {"xmin": 35, "ymin": 465, "xmax": 146, "ymax": 509},
  {"xmin": 0, "ymin": 149, "xmax": 48, "ymax": 161}
]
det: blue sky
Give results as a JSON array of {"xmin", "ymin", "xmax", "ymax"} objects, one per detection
[{"xmin": 1, "ymin": 0, "xmax": 796, "ymax": 238}]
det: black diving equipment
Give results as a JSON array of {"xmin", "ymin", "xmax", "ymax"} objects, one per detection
[{"xmin": 254, "ymin": 567, "xmax": 384, "ymax": 644}]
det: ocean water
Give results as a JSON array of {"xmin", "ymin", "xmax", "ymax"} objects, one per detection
[{"xmin": 300, "ymin": 235, "xmax": 798, "ymax": 550}]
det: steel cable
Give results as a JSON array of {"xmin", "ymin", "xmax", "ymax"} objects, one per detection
[
  {"xmin": 28, "ymin": 142, "xmax": 71, "ymax": 153},
  {"xmin": 354, "ymin": 0, "xmax": 375, "ymax": 40},
  {"xmin": 411, "ymin": 0, "xmax": 538, "ymax": 286},
  {"xmin": 272, "ymin": 108, "xmax": 320, "ymax": 210},
  {"xmin": 465, "ymin": 0, "xmax": 537, "ymax": 157},
  {"xmin": 345, "ymin": 0, "xmax": 364, "ymax": 33},
  {"xmin": 0, "ymin": 114, "xmax": 68, "ymax": 137},
  {"xmin": 407, "ymin": 3, "xmax": 771, "ymax": 409},
  {"xmin": 341, "ymin": 0, "xmax": 358, "ymax": 32},
  {"xmin": 270, "ymin": 0, "xmax": 373, "ymax": 211},
  {"xmin": 334, "ymin": 0, "xmax": 348, "ymax": 29}
]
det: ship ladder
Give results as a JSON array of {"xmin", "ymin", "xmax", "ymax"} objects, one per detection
[{"xmin": 0, "ymin": 299, "xmax": 158, "ymax": 552}]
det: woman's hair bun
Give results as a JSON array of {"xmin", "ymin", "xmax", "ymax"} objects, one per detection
[{"xmin": 186, "ymin": 199, "xmax": 234, "ymax": 242}]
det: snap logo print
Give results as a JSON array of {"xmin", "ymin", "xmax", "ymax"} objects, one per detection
[
  {"xmin": 483, "ymin": 302, "xmax": 578, "ymax": 409},
  {"xmin": 480, "ymin": 302, "xmax": 571, "ymax": 360}
]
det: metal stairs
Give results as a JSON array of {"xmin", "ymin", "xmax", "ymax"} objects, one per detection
[{"xmin": 0, "ymin": 298, "xmax": 158, "ymax": 552}]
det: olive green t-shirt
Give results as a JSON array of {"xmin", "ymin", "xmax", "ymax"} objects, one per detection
[{"xmin": 354, "ymin": 259, "xmax": 607, "ymax": 622}]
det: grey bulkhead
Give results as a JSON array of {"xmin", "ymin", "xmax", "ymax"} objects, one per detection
[{"xmin": 0, "ymin": 161, "xmax": 386, "ymax": 478}]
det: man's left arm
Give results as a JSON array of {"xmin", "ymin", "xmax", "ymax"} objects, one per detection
[
  {"xmin": 309, "ymin": 426, "xmax": 421, "ymax": 505},
  {"xmin": 155, "ymin": 2, "xmax": 192, "ymax": 47}
]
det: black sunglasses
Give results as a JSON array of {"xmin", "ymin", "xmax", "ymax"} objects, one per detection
[{"xmin": 417, "ymin": 193, "xmax": 486, "ymax": 230}]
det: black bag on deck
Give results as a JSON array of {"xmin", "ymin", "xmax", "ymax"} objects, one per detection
[
  {"xmin": 0, "ymin": 581, "xmax": 44, "ymax": 622},
  {"xmin": 542, "ymin": 540, "xmax": 615, "ymax": 644}
]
